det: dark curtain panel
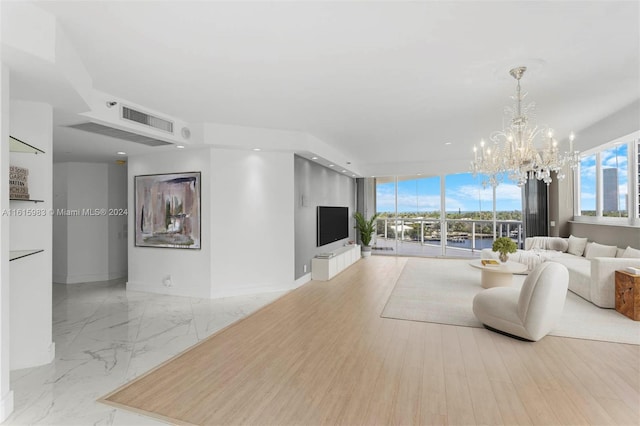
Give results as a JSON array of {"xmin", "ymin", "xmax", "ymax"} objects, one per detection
[
  {"xmin": 356, "ymin": 178, "xmax": 365, "ymax": 215},
  {"xmin": 524, "ymin": 178, "xmax": 549, "ymax": 237}
]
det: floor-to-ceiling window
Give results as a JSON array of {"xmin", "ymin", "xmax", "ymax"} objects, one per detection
[
  {"xmin": 374, "ymin": 176, "xmax": 396, "ymax": 256},
  {"xmin": 446, "ymin": 172, "xmax": 523, "ymax": 254},
  {"xmin": 374, "ymin": 175, "xmax": 442, "ymax": 256},
  {"xmin": 445, "ymin": 172, "xmax": 490, "ymax": 254},
  {"xmin": 373, "ymin": 172, "xmax": 522, "ymax": 257}
]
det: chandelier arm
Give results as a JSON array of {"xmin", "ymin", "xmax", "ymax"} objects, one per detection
[{"xmin": 470, "ymin": 66, "xmax": 579, "ymax": 187}]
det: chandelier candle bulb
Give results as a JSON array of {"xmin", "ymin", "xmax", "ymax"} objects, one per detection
[{"xmin": 569, "ymin": 132, "xmax": 575, "ymax": 152}]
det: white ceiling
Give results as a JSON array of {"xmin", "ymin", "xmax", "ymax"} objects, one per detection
[{"xmin": 23, "ymin": 1, "xmax": 640, "ymax": 173}]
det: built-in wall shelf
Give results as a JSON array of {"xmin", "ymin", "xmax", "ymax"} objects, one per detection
[
  {"xmin": 10, "ymin": 136, "xmax": 45, "ymax": 154},
  {"xmin": 10, "ymin": 135, "xmax": 45, "ymax": 203},
  {"xmin": 9, "ymin": 249, "xmax": 44, "ymax": 262},
  {"xmin": 10, "ymin": 198, "xmax": 44, "ymax": 203}
]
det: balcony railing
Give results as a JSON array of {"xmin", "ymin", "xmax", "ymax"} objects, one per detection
[{"xmin": 374, "ymin": 217, "xmax": 523, "ymax": 254}]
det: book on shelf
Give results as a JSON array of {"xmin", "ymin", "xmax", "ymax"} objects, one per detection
[
  {"xmin": 481, "ymin": 259, "xmax": 500, "ymax": 266},
  {"xmin": 316, "ymin": 253, "xmax": 335, "ymax": 259}
]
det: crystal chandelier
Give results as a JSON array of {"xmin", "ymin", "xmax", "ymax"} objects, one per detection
[{"xmin": 471, "ymin": 66, "xmax": 579, "ymax": 187}]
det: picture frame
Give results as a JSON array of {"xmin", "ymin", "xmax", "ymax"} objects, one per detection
[{"xmin": 134, "ymin": 171, "xmax": 201, "ymax": 249}]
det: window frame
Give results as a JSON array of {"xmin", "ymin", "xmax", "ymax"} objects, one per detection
[{"xmin": 573, "ymin": 131, "xmax": 639, "ymax": 226}]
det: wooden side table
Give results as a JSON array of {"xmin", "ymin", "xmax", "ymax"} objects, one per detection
[{"xmin": 615, "ymin": 270, "xmax": 640, "ymax": 321}]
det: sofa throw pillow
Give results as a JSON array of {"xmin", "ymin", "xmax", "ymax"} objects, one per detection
[
  {"xmin": 584, "ymin": 242, "xmax": 618, "ymax": 259},
  {"xmin": 583, "ymin": 242, "xmax": 593, "ymax": 256},
  {"xmin": 567, "ymin": 235, "xmax": 588, "ymax": 256},
  {"xmin": 622, "ymin": 246, "xmax": 640, "ymax": 259},
  {"xmin": 547, "ymin": 237, "xmax": 569, "ymax": 252}
]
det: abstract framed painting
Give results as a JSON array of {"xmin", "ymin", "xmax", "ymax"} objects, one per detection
[{"xmin": 134, "ymin": 172, "xmax": 201, "ymax": 249}]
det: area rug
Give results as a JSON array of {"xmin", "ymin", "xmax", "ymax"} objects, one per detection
[{"xmin": 381, "ymin": 258, "xmax": 640, "ymax": 345}]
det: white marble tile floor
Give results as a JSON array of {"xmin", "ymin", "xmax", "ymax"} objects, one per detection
[{"xmin": 4, "ymin": 279, "xmax": 288, "ymax": 425}]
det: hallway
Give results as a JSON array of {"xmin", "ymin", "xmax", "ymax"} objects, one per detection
[{"xmin": 5, "ymin": 280, "xmax": 285, "ymax": 425}]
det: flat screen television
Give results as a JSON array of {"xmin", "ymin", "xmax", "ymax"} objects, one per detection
[{"xmin": 317, "ymin": 206, "xmax": 349, "ymax": 247}]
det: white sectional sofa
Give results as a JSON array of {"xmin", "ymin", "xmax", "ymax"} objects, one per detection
[{"xmin": 482, "ymin": 236, "xmax": 640, "ymax": 308}]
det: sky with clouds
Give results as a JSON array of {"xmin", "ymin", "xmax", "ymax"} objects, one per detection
[
  {"xmin": 377, "ymin": 142, "xmax": 633, "ymax": 214},
  {"xmin": 376, "ymin": 172, "xmax": 523, "ymax": 213},
  {"xmin": 580, "ymin": 144, "xmax": 627, "ymax": 211}
]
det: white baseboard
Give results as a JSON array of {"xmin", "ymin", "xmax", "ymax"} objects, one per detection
[
  {"xmin": 126, "ymin": 281, "xmax": 210, "ymax": 299},
  {"xmin": 10, "ymin": 341, "xmax": 55, "ymax": 371},
  {"xmin": 54, "ymin": 272, "xmax": 126, "ymax": 285},
  {"xmin": 128, "ymin": 276, "xmax": 312, "ymax": 300},
  {"xmin": 47, "ymin": 342, "xmax": 55, "ymax": 364},
  {"xmin": 210, "ymin": 277, "xmax": 310, "ymax": 299},
  {"xmin": 52, "ymin": 274, "xmax": 66, "ymax": 284},
  {"xmin": 0, "ymin": 390, "xmax": 14, "ymax": 423},
  {"xmin": 294, "ymin": 273, "xmax": 311, "ymax": 287},
  {"xmin": 108, "ymin": 271, "xmax": 127, "ymax": 281}
]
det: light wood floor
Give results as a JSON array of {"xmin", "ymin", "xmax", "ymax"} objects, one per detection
[{"xmin": 102, "ymin": 256, "xmax": 640, "ymax": 425}]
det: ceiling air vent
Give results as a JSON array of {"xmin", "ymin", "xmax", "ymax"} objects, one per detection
[
  {"xmin": 122, "ymin": 106, "xmax": 174, "ymax": 134},
  {"xmin": 67, "ymin": 122, "xmax": 173, "ymax": 147}
]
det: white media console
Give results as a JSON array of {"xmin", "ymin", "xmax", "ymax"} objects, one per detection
[{"xmin": 311, "ymin": 244, "xmax": 361, "ymax": 281}]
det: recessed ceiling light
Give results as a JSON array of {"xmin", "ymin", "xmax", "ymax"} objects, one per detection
[
  {"xmin": 176, "ymin": 145, "xmax": 185, "ymax": 149},
  {"xmin": 116, "ymin": 151, "xmax": 126, "ymax": 155},
  {"xmin": 445, "ymin": 142, "xmax": 452, "ymax": 145},
  {"xmin": 329, "ymin": 164, "xmax": 334, "ymax": 167},
  {"xmin": 352, "ymin": 174, "xmax": 356, "ymax": 177},
  {"xmin": 311, "ymin": 156, "xmax": 318, "ymax": 160},
  {"xmin": 253, "ymin": 148, "xmax": 261, "ymax": 151},
  {"xmin": 417, "ymin": 173, "xmax": 422, "ymax": 176},
  {"xmin": 341, "ymin": 170, "xmax": 346, "ymax": 172}
]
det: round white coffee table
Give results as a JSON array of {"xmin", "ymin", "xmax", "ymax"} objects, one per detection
[{"xmin": 469, "ymin": 259, "xmax": 528, "ymax": 289}]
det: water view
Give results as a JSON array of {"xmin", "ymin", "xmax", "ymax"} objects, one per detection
[
  {"xmin": 372, "ymin": 211, "xmax": 523, "ymax": 257},
  {"xmin": 373, "ymin": 172, "xmax": 525, "ymax": 257}
]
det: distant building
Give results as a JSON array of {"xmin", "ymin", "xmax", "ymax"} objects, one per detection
[{"xmin": 603, "ymin": 168, "xmax": 618, "ymax": 212}]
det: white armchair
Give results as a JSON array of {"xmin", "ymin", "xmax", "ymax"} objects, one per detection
[{"xmin": 472, "ymin": 262, "xmax": 569, "ymax": 342}]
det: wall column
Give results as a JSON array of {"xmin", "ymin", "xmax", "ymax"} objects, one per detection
[{"xmin": 0, "ymin": 64, "xmax": 14, "ymax": 423}]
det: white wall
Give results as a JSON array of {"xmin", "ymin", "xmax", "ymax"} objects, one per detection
[
  {"xmin": 127, "ymin": 148, "xmax": 212, "ymax": 298},
  {"xmin": 550, "ymin": 100, "xmax": 640, "ymax": 237},
  {"xmin": 210, "ymin": 149, "xmax": 295, "ymax": 298},
  {"xmin": 52, "ymin": 163, "xmax": 68, "ymax": 281},
  {"xmin": 9, "ymin": 100, "xmax": 54, "ymax": 370},
  {"xmin": 66, "ymin": 163, "xmax": 108, "ymax": 283},
  {"xmin": 294, "ymin": 156, "xmax": 356, "ymax": 280},
  {"xmin": 52, "ymin": 162, "xmax": 127, "ymax": 284},
  {"xmin": 127, "ymin": 146, "xmax": 296, "ymax": 299},
  {"xmin": 573, "ymin": 100, "xmax": 640, "ymax": 153},
  {"xmin": 0, "ymin": 64, "xmax": 14, "ymax": 423},
  {"xmin": 1, "ymin": 2, "xmax": 91, "ymax": 113},
  {"xmin": 1, "ymin": 1, "xmax": 56, "ymax": 63},
  {"xmin": 569, "ymin": 222, "xmax": 640, "ymax": 249},
  {"xmin": 108, "ymin": 163, "xmax": 127, "ymax": 280}
]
